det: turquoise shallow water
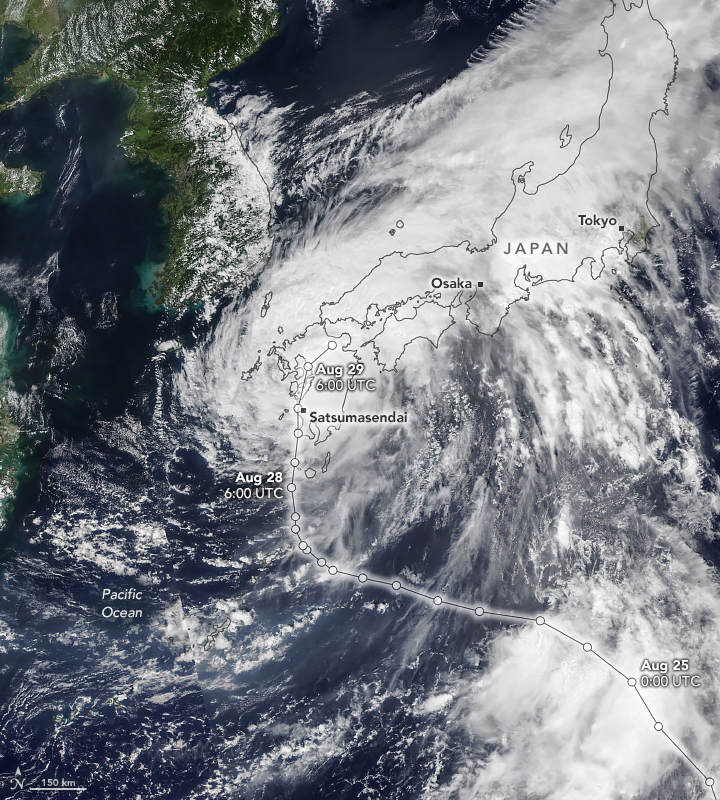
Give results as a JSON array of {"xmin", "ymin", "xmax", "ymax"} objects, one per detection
[
  {"xmin": 0, "ymin": 73, "xmax": 175, "ymax": 550},
  {"xmin": 0, "ymin": 72, "xmax": 204, "ymax": 797},
  {"xmin": 0, "ymin": 3, "xmax": 548, "ymax": 796},
  {"xmin": 4, "ymin": 2, "xmax": 683, "ymax": 797}
]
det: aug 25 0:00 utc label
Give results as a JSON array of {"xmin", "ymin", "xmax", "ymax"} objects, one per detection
[{"xmin": 639, "ymin": 658, "xmax": 701, "ymax": 688}]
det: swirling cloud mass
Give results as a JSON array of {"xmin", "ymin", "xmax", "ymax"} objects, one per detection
[{"xmin": 176, "ymin": 0, "xmax": 720, "ymax": 796}]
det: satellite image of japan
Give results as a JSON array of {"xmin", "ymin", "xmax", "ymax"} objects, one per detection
[{"xmin": 0, "ymin": 0, "xmax": 719, "ymax": 798}]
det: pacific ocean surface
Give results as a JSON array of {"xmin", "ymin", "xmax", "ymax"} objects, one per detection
[{"xmin": 0, "ymin": 1, "xmax": 532, "ymax": 797}]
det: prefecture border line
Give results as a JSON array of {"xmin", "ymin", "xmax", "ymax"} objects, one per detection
[{"xmin": 283, "ymin": 348, "xmax": 716, "ymax": 798}]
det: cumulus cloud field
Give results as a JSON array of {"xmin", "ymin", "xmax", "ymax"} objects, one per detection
[{"xmin": 176, "ymin": 0, "xmax": 720, "ymax": 796}]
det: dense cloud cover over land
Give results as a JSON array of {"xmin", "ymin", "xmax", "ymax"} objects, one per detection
[
  {"xmin": 2, "ymin": 0, "xmax": 720, "ymax": 797},
  {"xmin": 174, "ymin": 0, "xmax": 720, "ymax": 796}
]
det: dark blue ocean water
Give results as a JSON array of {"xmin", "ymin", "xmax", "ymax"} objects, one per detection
[
  {"xmin": 0, "ymin": 24, "xmax": 39, "ymax": 104},
  {"xmin": 213, "ymin": 0, "xmax": 527, "ymax": 232},
  {"xmin": 3, "ymin": 1, "xmax": 694, "ymax": 797},
  {"xmin": 215, "ymin": 0, "xmax": 525, "ymax": 114},
  {"xmin": 0, "ymin": 76, "xmax": 214, "ymax": 797}
]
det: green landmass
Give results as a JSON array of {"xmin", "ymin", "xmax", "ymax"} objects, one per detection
[
  {"xmin": 0, "ymin": 304, "xmax": 23, "ymax": 527},
  {"xmin": 1, "ymin": 0, "xmax": 278, "ymax": 304},
  {"xmin": 0, "ymin": 0, "xmax": 278, "ymax": 526},
  {"xmin": 0, "ymin": 395, "xmax": 21, "ymax": 520},
  {"xmin": 0, "ymin": 0, "xmax": 59, "ymax": 38},
  {"xmin": 0, "ymin": 161, "xmax": 42, "ymax": 195},
  {"xmin": 0, "ymin": 22, "xmax": 40, "ymax": 102}
]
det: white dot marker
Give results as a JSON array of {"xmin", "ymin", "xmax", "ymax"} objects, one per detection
[
  {"xmin": 304, "ymin": 363, "xmax": 313, "ymax": 372},
  {"xmin": 291, "ymin": 512, "xmax": 300, "ymax": 521},
  {"xmin": 433, "ymin": 596, "xmax": 442, "ymax": 606},
  {"xmin": 290, "ymin": 458, "xmax": 300, "ymax": 467},
  {"xmin": 392, "ymin": 581, "xmax": 401, "ymax": 590},
  {"xmin": 294, "ymin": 404, "xmax": 302, "ymax": 412},
  {"xmin": 628, "ymin": 678, "xmax": 637, "ymax": 687},
  {"xmin": 317, "ymin": 558, "xmax": 326, "ymax": 566},
  {"xmin": 298, "ymin": 541, "xmax": 307, "ymax": 549},
  {"xmin": 536, "ymin": 616, "xmax": 545, "ymax": 626},
  {"xmin": 583, "ymin": 643, "xmax": 592, "ymax": 652},
  {"xmin": 654, "ymin": 722, "xmax": 663, "ymax": 732},
  {"xmin": 327, "ymin": 341, "xmax": 338, "ymax": 350},
  {"xmin": 358, "ymin": 574, "xmax": 368, "ymax": 583},
  {"xmin": 294, "ymin": 429, "xmax": 303, "ymax": 439},
  {"xmin": 706, "ymin": 778, "xmax": 715, "ymax": 788},
  {"xmin": 291, "ymin": 525, "xmax": 300, "ymax": 534},
  {"xmin": 475, "ymin": 607, "xmax": 484, "ymax": 616},
  {"xmin": 328, "ymin": 566, "xmax": 338, "ymax": 575},
  {"xmin": 287, "ymin": 483, "xmax": 296, "ymax": 493}
]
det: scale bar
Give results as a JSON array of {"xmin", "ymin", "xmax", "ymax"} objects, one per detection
[{"xmin": 28, "ymin": 789, "xmax": 85, "ymax": 792}]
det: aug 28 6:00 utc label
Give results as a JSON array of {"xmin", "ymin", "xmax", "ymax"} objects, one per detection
[{"xmin": 223, "ymin": 471, "xmax": 285, "ymax": 500}]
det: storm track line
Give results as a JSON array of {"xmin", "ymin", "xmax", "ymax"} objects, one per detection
[{"xmin": 284, "ymin": 344, "xmax": 716, "ymax": 796}]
